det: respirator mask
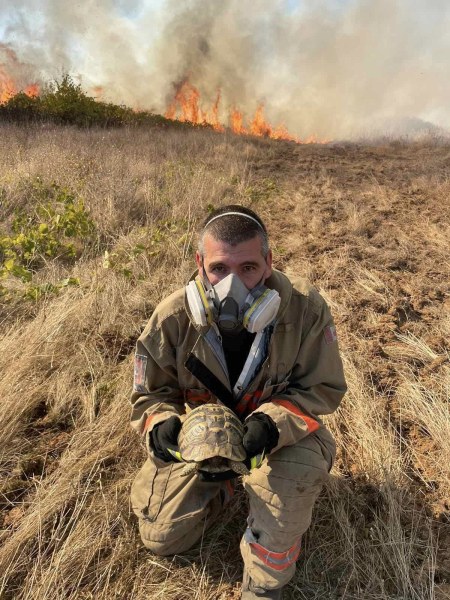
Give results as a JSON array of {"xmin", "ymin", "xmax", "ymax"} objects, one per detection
[{"xmin": 186, "ymin": 272, "xmax": 281, "ymax": 335}]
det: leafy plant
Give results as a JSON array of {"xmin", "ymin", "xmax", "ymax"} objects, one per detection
[
  {"xmin": 245, "ymin": 178, "xmax": 278, "ymax": 202},
  {"xmin": 0, "ymin": 179, "xmax": 95, "ymax": 296},
  {"xmin": 24, "ymin": 277, "xmax": 80, "ymax": 301},
  {"xmin": 102, "ymin": 219, "xmax": 191, "ymax": 280}
]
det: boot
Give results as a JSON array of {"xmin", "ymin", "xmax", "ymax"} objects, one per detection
[{"xmin": 241, "ymin": 568, "xmax": 284, "ymax": 599}]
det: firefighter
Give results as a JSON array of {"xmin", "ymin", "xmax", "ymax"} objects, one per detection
[{"xmin": 130, "ymin": 205, "xmax": 346, "ymax": 599}]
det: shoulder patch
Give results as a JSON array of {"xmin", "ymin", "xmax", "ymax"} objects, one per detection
[
  {"xmin": 323, "ymin": 325, "xmax": 338, "ymax": 345},
  {"xmin": 134, "ymin": 354, "xmax": 148, "ymax": 392}
]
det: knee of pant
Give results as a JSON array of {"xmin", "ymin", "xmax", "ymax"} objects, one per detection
[
  {"xmin": 138, "ymin": 516, "xmax": 201, "ymax": 556},
  {"xmin": 267, "ymin": 438, "xmax": 331, "ymax": 487},
  {"xmin": 140, "ymin": 533, "xmax": 178, "ymax": 557},
  {"xmin": 244, "ymin": 444, "xmax": 330, "ymax": 515},
  {"xmin": 251, "ymin": 450, "xmax": 329, "ymax": 495},
  {"xmin": 137, "ymin": 493, "xmax": 223, "ymax": 556},
  {"xmin": 274, "ymin": 459, "xmax": 328, "ymax": 487}
]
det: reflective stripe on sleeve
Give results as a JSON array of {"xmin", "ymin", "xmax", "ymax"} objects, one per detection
[
  {"xmin": 143, "ymin": 413, "xmax": 157, "ymax": 432},
  {"xmin": 272, "ymin": 399, "xmax": 320, "ymax": 433},
  {"xmin": 247, "ymin": 534, "xmax": 302, "ymax": 571},
  {"xmin": 235, "ymin": 390, "xmax": 263, "ymax": 417},
  {"xmin": 184, "ymin": 390, "xmax": 212, "ymax": 403}
]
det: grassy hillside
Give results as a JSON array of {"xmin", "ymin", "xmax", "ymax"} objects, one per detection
[{"xmin": 0, "ymin": 122, "xmax": 449, "ymax": 600}]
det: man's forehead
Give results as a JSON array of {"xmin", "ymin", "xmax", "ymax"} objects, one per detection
[{"xmin": 202, "ymin": 233, "xmax": 264, "ymax": 260}]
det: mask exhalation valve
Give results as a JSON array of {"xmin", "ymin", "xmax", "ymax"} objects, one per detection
[{"xmin": 217, "ymin": 297, "xmax": 243, "ymax": 334}]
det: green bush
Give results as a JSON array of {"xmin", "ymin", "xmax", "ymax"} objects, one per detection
[{"xmin": 0, "ymin": 179, "xmax": 95, "ymax": 298}]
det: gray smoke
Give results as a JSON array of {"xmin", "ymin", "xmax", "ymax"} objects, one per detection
[{"xmin": 1, "ymin": 0, "xmax": 450, "ymax": 138}]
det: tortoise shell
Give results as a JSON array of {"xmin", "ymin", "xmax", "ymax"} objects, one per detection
[{"xmin": 179, "ymin": 403, "xmax": 246, "ymax": 463}]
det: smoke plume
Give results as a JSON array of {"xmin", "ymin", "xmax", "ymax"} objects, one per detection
[{"xmin": 1, "ymin": 0, "xmax": 449, "ymax": 138}]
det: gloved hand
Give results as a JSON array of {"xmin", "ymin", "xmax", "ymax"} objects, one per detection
[
  {"xmin": 149, "ymin": 415, "xmax": 182, "ymax": 462},
  {"xmin": 243, "ymin": 413, "xmax": 279, "ymax": 457}
]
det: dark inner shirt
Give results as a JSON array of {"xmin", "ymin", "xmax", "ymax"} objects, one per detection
[{"xmin": 221, "ymin": 329, "xmax": 256, "ymax": 389}]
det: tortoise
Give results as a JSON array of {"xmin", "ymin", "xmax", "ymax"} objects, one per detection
[{"xmin": 178, "ymin": 403, "xmax": 250, "ymax": 477}]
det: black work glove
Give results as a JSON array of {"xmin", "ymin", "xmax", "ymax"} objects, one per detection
[
  {"xmin": 243, "ymin": 413, "xmax": 279, "ymax": 457},
  {"xmin": 149, "ymin": 415, "xmax": 182, "ymax": 463}
]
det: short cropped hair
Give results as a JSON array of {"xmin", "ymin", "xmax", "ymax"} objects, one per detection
[{"xmin": 198, "ymin": 205, "xmax": 270, "ymax": 258}]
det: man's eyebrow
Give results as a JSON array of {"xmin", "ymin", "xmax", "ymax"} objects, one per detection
[
  {"xmin": 239, "ymin": 261, "xmax": 260, "ymax": 267},
  {"xmin": 208, "ymin": 260, "xmax": 260, "ymax": 268},
  {"xmin": 208, "ymin": 261, "xmax": 226, "ymax": 268}
]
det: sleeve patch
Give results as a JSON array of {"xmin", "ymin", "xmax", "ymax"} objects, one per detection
[
  {"xmin": 134, "ymin": 354, "xmax": 148, "ymax": 392},
  {"xmin": 323, "ymin": 325, "xmax": 338, "ymax": 345}
]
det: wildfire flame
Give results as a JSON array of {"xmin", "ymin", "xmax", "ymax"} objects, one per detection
[
  {"xmin": 0, "ymin": 71, "xmax": 40, "ymax": 103},
  {"xmin": 165, "ymin": 79, "xmax": 324, "ymax": 143},
  {"xmin": 91, "ymin": 85, "xmax": 104, "ymax": 99},
  {"xmin": 166, "ymin": 80, "xmax": 224, "ymax": 132},
  {"xmin": 0, "ymin": 52, "xmax": 324, "ymax": 144},
  {"xmin": 0, "ymin": 46, "xmax": 40, "ymax": 104},
  {"xmin": 0, "ymin": 68, "xmax": 16, "ymax": 103}
]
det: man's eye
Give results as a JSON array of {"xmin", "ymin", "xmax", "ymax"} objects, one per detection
[
  {"xmin": 243, "ymin": 265, "xmax": 256, "ymax": 272},
  {"xmin": 212, "ymin": 266, "xmax": 225, "ymax": 273}
]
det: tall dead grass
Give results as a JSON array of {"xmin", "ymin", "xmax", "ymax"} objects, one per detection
[{"xmin": 0, "ymin": 123, "xmax": 449, "ymax": 599}]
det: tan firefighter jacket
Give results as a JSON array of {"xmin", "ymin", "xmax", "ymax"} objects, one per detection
[{"xmin": 130, "ymin": 269, "xmax": 347, "ymax": 453}]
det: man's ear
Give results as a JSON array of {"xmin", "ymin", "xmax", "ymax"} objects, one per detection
[
  {"xmin": 264, "ymin": 249, "xmax": 273, "ymax": 280},
  {"xmin": 195, "ymin": 251, "xmax": 203, "ymax": 275}
]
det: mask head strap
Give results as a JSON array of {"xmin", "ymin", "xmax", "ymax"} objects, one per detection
[{"xmin": 203, "ymin": 211, "xmax": 265, "ymax": 231}]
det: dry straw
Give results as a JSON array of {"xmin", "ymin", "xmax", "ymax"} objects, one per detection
[{"xmin": 0, "ymin": 123, "xmax": 449, "ymax": 599}]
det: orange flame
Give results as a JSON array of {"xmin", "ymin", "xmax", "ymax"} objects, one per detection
[
  {"xmin": 0, "ymin": 73, "xmax": 40, "ymax": 103},
  {"xmin": 230, "ymin": 108, "xmax": 247, "ymax": 135},
  {"xmin": 165, "ymin": 80, "xmax": 322, "ymax": 143},
  {"xmin": 165, "ymin": 79, "xmax": 224, "ymax": 131},
  {"xmin": 0, "ymin": 56, "xmax": 326, "ymax": 144},
  {"xmin": 0, "ymin": 46, "xmax": 40, "ymax": 104},
  {"xmin": 209, "ymin": 89, "xmax": 224, "ymax": 132},
  {"xmin": 24, "ymin": 83, "xmax": 39, "ymax": 98},
  {"xmin": 91, "ymin": 85, "xmax": 104, "ymax": 98},
  {"xmin": 250, "ymin": 104, "xmax": 275, "ymax": 138},
  {"xmin": 0, "ymin": 68, "xmax": 16, "ymax": 103}
]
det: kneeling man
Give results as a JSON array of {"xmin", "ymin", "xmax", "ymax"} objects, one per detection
[{"xmin": 130, "ymin": 205, "xmax": 346, "ymax": 599}]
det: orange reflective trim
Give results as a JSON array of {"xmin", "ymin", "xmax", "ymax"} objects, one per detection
[
  {"xmin": 144, "ymin": 414, "xmax": 157, "ymax": 432},
  {"xmin": 272, "ymin": 399, "xmax": 319, "ymax": 433},
  {"xmin": 250, "ymin": 537, "xmax": 301, "ymax": 571},
  {"xmin": 235, "ymin": 389, "xmax": 263, "ymax": 416},
  {"xmin": 185, "ymin": 390, "xmax": 212, "ymax": 403},
  {"xmin": 186, "ymin": 395, "xmax": 211, "ymax": 404},
  {"xmin": 235, "ymin": 394, "xmax": 252, "ymax": 415},
  {"xmin": 225, "ymin": 479, "xmax": 235, "ymax": 498}
]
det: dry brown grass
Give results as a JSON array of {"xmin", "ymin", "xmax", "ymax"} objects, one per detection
[{"xmin": 0, "ymin": 123, "xmax": 449, "ymax": 599}]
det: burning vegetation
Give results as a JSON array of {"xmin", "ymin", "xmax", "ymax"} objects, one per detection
[
  {"xmin": 0, "ymin": 57, "xmax": 321, "ymax": 142},
  {"xmin": 164, "ymin": 79, "xmax": 321, "ymax": 142},
  {"xmin": 0, "ymin": 45, "xmax": 40, "ymax": 104},
  {"xmin": 0, "ymin": 75, "xmax": 39, "ymax": 104}
]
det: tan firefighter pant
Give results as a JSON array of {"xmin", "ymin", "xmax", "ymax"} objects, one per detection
[{"xmin": 130, "ymin": 427, "xmax": 335, "ymax": 588}]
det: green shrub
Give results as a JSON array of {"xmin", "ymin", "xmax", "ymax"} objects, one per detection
[
  {"xmin": 0, "ymin": 179, "xmax": 95, "ymax": 297},
  {"xmin": 0, "ymin": 74, "xmax": 210, "ymax": 130}
]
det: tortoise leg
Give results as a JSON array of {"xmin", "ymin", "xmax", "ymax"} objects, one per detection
[
  {"xmin": 180, "ymin": 463, "xmax": 200, "ymax": 477},
  {"xmin": 229, "ymin": 460, "xmax": 250, "ymax": 476}
]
